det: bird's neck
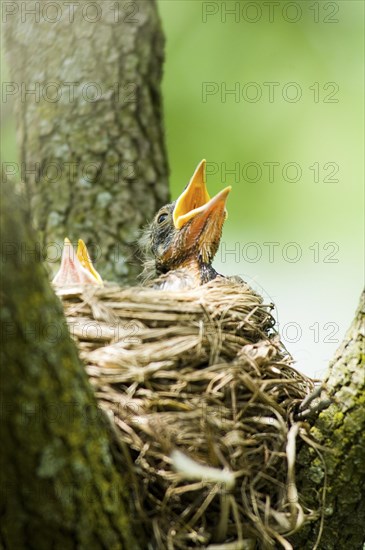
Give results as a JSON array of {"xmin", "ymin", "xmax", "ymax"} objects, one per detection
[
  {"xmin": 161, "ymin": 256, "xmax": 218, "ymax": 285},
  {"xmin": 199, "ymin": 262, "xmax": 219, "ymax": 284}
]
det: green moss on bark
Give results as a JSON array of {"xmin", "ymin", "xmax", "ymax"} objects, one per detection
[
  {"xmin": 0, "ymin": 181, "xmax": 141, "ymax": 549},
  {"xmin": 292, "ymin": 293, "xmax": 365, "ymax": 549}
]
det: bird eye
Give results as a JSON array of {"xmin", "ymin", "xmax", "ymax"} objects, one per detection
[{"xmin": 157, "ymin": 212, "xmax": 168, "ymax": 224}]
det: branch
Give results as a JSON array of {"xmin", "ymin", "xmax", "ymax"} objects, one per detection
[{"xmin": 292, "ymin": 292, "xmax": 365, "ymax": 549}]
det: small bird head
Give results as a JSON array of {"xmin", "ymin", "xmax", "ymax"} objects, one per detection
[{"xmin": 140, "ymin": 160, "xmax": 231, "ymax": 277}]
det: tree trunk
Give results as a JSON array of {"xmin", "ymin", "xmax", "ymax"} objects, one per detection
[
  {"xmin": 292, "ymin": 292, "xmax": 365, "ymax": 549},
  {"xmin": 0, "ymin": 181, "xmax": 141, "ymax": 550},
  {"xmin": 3, "ymin": 0, "xmax": 169, "ymax": 283}
]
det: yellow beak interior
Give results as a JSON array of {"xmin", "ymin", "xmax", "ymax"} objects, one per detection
[
  {"xmin": 173, "ymin": 159, "xmax": 211, "ymax": 229},
  {"xmin": 76, "ymin": 239, "xmax": 103, "ymax": 283}
]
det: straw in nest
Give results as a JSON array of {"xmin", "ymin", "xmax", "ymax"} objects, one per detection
[{"xmin": 56, "ymin": 278, "xmax": 319, "ymax": 549}]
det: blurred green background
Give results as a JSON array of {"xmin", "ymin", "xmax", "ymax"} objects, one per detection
[
  {"xmin": 158, "ymin": 0, "xmax": 364, "ymax": 377},
  {"xmin": 1, "ymin": 1, "xmax": 364, "ymax": 376}
]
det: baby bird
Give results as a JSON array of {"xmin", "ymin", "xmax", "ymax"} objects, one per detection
[{"xmin": 140, "ymin": 160, "xmax": 231, "ymax": 290}]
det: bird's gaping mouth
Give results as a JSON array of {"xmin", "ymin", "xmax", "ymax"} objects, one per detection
[
  {"xmin": 173, "ymin": 159, "xmax": 231, "ymax": 231},
  {"xmin": 172, "ymin": 159, "xmax": 231, "ymax": 265},
  {"xmin": 173, "ymin": 159, "xmax": 210, "ymax": 229},
  {"xmin": 52, "ymin": 238, "xmax": 103, "ymax": 286}
]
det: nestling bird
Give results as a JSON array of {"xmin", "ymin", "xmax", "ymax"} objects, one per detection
[{"xmin": 140, "ymin": 159, "xmax": 231, "ymax": 290}]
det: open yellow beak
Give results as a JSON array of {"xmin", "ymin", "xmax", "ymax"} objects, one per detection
[
  {"xmin": 173, "ymin": 159, "xmax": 231, "ymax": 230},
  {"xmin": 173, "ymin": 159, "xmax": 211, "ymax": 229},
  {"xmin": 52, "ymin": 238, "xmax": 103, "ymax": 286},
  {"xmin": 181, "ymin": 185, "xmax": 231, "ymax": 245}
]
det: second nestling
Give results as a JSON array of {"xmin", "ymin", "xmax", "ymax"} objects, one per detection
[{"xmin": 140, "ymin": 159, "xmax": 231, "ymax": 290}]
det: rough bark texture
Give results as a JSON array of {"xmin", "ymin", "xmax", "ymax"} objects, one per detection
[
  {"xmin": 292, "ymin": 292, "xmax": 365, "ymax": 549},
  {"xmin": 3, "ymin": 0, "xmax": 169, "ymax": 283},
  {"xmin": 0, "ymin": 181, "xmax": 141, "ymax": 550}
]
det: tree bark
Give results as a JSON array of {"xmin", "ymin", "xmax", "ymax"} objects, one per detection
[
  {"xmin": 3, "ymin": 0, "xmax": 169, "ymax": 283},
  {"xmin": 292, "ymin": 292, "xmax": 365, "ymax": 549},
  {"xmin": 0, "ymin": 181, "xmax": 141, "ymax": 550}
]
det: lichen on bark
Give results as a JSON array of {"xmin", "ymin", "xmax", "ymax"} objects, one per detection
[{"xmin": 292, "ymin": 293, "xmax": 365, "ymax": 549}]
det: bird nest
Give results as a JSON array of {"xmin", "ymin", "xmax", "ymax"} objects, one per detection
[{"xmin": 56, "ymin": 278, "xmax": 317, "ymax": 549}]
